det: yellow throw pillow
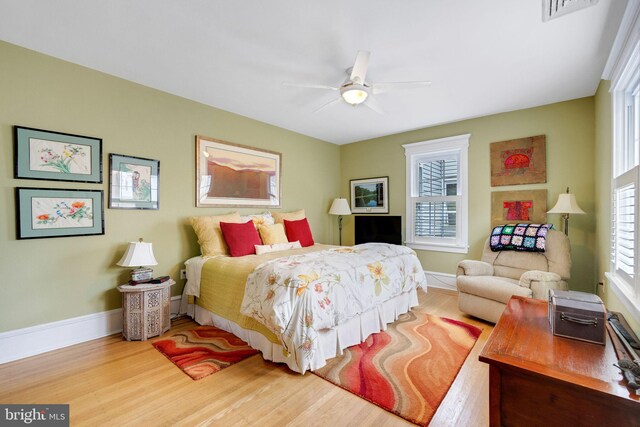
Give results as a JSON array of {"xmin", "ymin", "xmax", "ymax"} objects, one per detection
[
  {"xmin": 190, "ymin": 212, "xmax": 242, "ymax": 256},
  {"xmin": 258, "ymin": 223, "xmax": 289, "ymax": 245},
  {"xmin": 272, "ymin": 209, "xmax": 306, "ymax": 224}
]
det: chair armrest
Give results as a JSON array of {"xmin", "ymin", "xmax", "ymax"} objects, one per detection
[
  {"xmin": 519, "ymin": 270, "xmax": 564, "ymax": 300},
  {"xmin": 457, "ymin": 260, "xmax": 494, "ymax": 277}
]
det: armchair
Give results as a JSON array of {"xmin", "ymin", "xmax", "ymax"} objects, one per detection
[{"xmin": 456, "ymin": 228, "xmax": 571, "ymax": 323}]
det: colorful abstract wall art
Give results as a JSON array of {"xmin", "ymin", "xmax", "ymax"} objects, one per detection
[
  {"xmin": 491, "ymin": 190, "xmax": 547, "ymax": 227},
  {"xmin": 490, "ymin": 135, "xmax": 546, "ymax": 186}
]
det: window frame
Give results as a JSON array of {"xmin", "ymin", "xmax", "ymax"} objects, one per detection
[
  {"xmin": 604, "ymin": 1, "xmax": 640, "ymax": 321},
  {"xmin": 403, "ymin": 134, "xmax": 470, "ymax": 253}
]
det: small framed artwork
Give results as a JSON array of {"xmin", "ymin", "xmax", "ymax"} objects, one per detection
[
  {"xmin": 491, "ymin": 189, "xmax": 547, "ymax": 228},
  {"xmin": 109, "ymin": 154, "xmax": 159, "ymax": 209},
  {"xmin": 16, "ymin": 187, "xmax": 105, "ymax": 239},
  {"xmin": 490, "ymin": 135, "xmax": 546, "ymax": 186},
  {"xmin": 196, "ymin": 135, "xmax": 281, "ymax": 208},
  {"xmin": 14, "ymin": 126, "xmax": 102, "ymax": 183},
  {"xmin": 350, "ymin": 176, "xmax": 389, "ymax": 214}
]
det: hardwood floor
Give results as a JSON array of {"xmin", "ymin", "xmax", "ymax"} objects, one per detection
[{"xmin": 0, "ymin": 289, "xmax": 493, "ymax": 426}]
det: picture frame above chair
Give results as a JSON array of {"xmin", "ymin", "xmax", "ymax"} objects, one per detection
[{"xmin": 490, "ymin": 135, "xmax": 546, "ymax": 187}]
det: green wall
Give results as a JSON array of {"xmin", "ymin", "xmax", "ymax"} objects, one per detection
[
  {"xmin": 3, "ymin": 38, "xmax": 631, "ymax": 336},
  {"xmin": 594, "ymin": 80, "xmax": 640, "ymax": 332},
  {"xmin": 340, "ymin": 98, "xmax": 597, "ymax": 293},
  {"xmin": 0, "ymin": 41, "xmax": 340, "ymax": 332}
]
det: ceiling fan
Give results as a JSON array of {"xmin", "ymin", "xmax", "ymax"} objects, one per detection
[{"xmin": 283, "ymin": 51, "xmax": 431, "ymax": 113}]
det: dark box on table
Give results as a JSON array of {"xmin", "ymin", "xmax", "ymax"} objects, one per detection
[{"xmin": 549, "ymin": 289, "xmax": 606, "ymax": 345}]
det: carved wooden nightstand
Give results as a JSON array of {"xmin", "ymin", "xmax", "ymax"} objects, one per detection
[{"xmin": 117, "ymin": 279, "xmax": 175, "ymax": 341}]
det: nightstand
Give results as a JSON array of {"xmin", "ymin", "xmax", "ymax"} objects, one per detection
[{"xmin": 117, "ymin": 279, "xmax": 175, "ymax": 341}]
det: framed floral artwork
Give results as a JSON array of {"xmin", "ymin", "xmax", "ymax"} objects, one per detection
[
  {"xmin": 109, "ymin": 154, "xmax": 159, "ymax": 209},
  {"xmin": 14, "ymin": 126, "xmax": 102, "ymax": 183},
  {"xmin": 196, "ymin": 136, "xmax": 281, "ymax": 208},
  {"xmin": 350, "ymin": 176, "xmax": 389, "ymax": 214},
  {"xmin": 15, "ymin": 187, "xmax": 105, "ymax": 239},
  {"xmin": 491, "ymin": 189, "xmax": 547, "ymax": 228},
  {"xmin": 490, "ymin": 135, "xmax": 546, "ymax": 186}
]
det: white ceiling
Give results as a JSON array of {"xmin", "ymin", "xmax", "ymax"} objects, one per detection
[{"xmin": 0, "ymin": 0, "xmax": 628, "ymax": 145}]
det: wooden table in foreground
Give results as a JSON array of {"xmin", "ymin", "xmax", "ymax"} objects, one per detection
[{"xmin": 479, "ymin": 296, "xmax": 640, "ymax": 427}]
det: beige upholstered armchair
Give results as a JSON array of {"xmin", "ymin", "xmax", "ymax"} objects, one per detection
[{"xmin": 456, "ymin": 229, "xmax": 571, "ymax": 323}]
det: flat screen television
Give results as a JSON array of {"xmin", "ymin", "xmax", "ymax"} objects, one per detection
[{"xmin": 355, "ymin": 215, "xmax": 402, "ymax": 245}]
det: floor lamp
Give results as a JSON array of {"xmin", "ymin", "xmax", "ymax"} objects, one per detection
[
  {"xmin": 329, "ymin": 198, "xmax": 351, "ymax": 246},
  {"xmin": 547, "ymin": 187, "xmax": 585, "ymax": 236}
]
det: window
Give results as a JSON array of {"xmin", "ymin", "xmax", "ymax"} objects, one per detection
[
  {"xmin": 403, "ymin": 134, "xmax": 469, "ymax": 253},
  {"xmin": 605, "ymin": 2, "xmax": 640, "ymax": 318}
]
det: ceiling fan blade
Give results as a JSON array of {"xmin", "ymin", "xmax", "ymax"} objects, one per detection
[
  {"xmin": 372, "ymin": 81, "xmax": 432, "ymax": 94},
  {"xmin": 349, "ymin": 50, "xmax": 370, "ymax": 84},
  {"xmin": 313, "ymin": 98, "xmax": 341, "ymax": 113},
  {"xmin": 282, "ymin": 82, "xmax": 338, "ymax": 91},
  {"xmin": 364, "ymin": 96, "xmax": 384, "ymax": 114}
]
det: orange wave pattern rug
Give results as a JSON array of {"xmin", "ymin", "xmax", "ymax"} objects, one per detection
[
  {"xmin": 313, "ymin": 312, "xmax": 482, "ymax": 426},
  {"xmin": 152, "ymin": 326, "xmax": 259, "ymax": 380}
]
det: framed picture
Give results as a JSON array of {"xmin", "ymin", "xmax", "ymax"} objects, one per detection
[
  {"xmin": 196, "ymin": 136, "xmax": 281, "ymax": 208},
  {"xmin": 109, "ymin": 154, "xmax": 159, "ymax": 210},
  {"xmin": 14, "ymin": 126, "xmax": 102, "ymax": 183},
  {"xmin": 490, "ymin": 135, "xmax": 546, "ymax": 186},
  {"xmin": 15, "ymin": 187, "xmax": 105, "ymax": 239},
  {"xmin": 491, "ymin": 189, "xmax": 547, "ymax": 228},
  {"xmin": 350, "ymin": 176, "xmax": 389, "ymax": 214}
]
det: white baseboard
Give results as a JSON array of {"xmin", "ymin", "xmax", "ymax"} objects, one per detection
[
  {"xmin": 425, "ymin": 270, "xmax": 457, "ymax": 292},
  {"xmin": 0, "ymin": 295, "xmax": 182, "ymax": 365}
]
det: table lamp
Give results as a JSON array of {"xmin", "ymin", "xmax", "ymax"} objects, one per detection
[
  {"xmin": 547, "ymin": 187, "xmax": 585, "ymax": 236},
  {"xmin": 117, "ymin": 238, "xmax": 158, "ymax": 284},
  {"xmin": 329, "ymin": 198, "xmax": 351, "ymax": 246}
]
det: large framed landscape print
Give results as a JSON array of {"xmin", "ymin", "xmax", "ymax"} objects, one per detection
[
  {"xmin": 196, "ymin": 136, "xmax": 281, "ymax": 208},
  {"xmin": 14, "ymin": 126, "xmax": 102, "ymax": 183},
  {"xmin": 350, "ymin": 176, "xmax": 389, "ymax": 214},
  {"xmin": 109, "ymin": 154, "xmax": 159, "ymax": 209},
  {"xmin": 16, "ymin": 188, "xmax": 105, "ymax": 239}
]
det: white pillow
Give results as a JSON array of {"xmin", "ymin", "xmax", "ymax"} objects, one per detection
[
  {"xmin": 255, "ymin": 241, "xmax": 302, "ymax": 255},
  {"xmin": 240, "ymin": 211, "xmax": 275, "ymax": 229}
]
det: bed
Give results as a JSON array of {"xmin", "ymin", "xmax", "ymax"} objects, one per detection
[{"xmin": 183, "ymin": 242, "xmax": 427, "ymax": 374}]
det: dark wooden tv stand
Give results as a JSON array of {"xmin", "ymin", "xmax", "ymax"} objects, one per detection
[{"xmin": 479, "ymin": 296, "xmax": 640, "ymax": 426}]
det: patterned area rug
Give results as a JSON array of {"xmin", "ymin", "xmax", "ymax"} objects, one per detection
[
  {"xmin": 152, "ymin": 326, "xmax": 259, "ymax": 380},
  {"xmin": 313, "ymin": 312, "xmax": 482, "ymax": 426}
]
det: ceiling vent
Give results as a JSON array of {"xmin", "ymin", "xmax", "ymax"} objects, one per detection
[{"xmin": 542, "ymin": 0, "xmax": 599, "ymax": 22}]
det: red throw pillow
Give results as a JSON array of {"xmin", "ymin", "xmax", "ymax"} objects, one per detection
[
  {"xmin": 219, "ymin": 221, "xmax": 262, "ymax": 257},
  {"xmin": 284, "ymin": 218, "xmax": 314, "ymax": 247}
]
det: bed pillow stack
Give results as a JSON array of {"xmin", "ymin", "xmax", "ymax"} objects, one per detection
[{"xmin": 192, "ymin": 209, "xmax": 316, "ymax": 257}]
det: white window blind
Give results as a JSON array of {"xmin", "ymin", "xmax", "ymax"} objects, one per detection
[
  {"xmin": 414, "ymin": 156, "xmax": 458, "ymax": 239},
  {"xmin": 403, "ymin": 134, "xmax": 469, "ymax": 253},
  {"xmin": 612, "ymin": 167, "xmax": 638, "ymax": 293}
]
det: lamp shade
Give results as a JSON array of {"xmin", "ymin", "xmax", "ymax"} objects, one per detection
[
  {"xmin": 547, "ymin": 193, "xmax": 586, "ymax": 215},
  {"xmin": 329, "ymin": 198, "xmax": 351, "ymax": 216},
  {"xmin": 117, "ymin": 240, "xmax": 158, "ymax": 267}
]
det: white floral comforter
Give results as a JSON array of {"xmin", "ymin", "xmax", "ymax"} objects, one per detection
[{"xmin": 240, "ymin": 243, "xmax": 427, "ymax": 371}]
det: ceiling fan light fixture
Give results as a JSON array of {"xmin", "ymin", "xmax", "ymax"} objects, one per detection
[{"xmin": 340, "ymin": 84, "xmax": 369, "ymax": 105}]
